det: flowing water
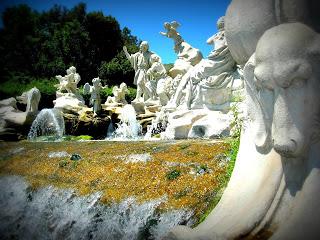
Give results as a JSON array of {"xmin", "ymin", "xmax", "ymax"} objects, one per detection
[
  {"xmin": 0, "ymin": 176, "xmax": 193, "ymax": 240},
  {"xmin": 28, "ymin": 108, "xmax": 65, "ymax": 141},
  {"xmin": 108, "ymin": 104, "xmax": 142, "ymax": 140},
  {"xmin": 0, "ymin": 140, "xmax": 231, "ymax": 240}
]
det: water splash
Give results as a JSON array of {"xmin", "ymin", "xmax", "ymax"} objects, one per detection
[
  {"xmin": 109, "ymin": 105, "xmax": 142, "ymax": 140},
  {"xmin": 0, "ymin": 176, "xmax": 194, "ymax": 240},
  {"xmin": 28, "ymin": 108, "xmax": 65, "ymax": 141}
]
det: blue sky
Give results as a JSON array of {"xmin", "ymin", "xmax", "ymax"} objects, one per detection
[{"xmin": 0, "ymin": 0, "xmax": 231, "ymax": 63}]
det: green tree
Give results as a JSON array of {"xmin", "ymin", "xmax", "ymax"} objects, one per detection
[{"xmin": 0, "ymin": 2, "xmax": 139, "ymax": 102}]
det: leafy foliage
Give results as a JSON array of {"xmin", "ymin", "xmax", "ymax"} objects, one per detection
[{"xmin": 0, "ymin": 3, "xmax": 139, "ymax": 101}]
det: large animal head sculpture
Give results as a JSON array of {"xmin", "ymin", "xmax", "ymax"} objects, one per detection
[{"xmin": 244, "ymin": 23, "xmax": 320, "ymax": 157}]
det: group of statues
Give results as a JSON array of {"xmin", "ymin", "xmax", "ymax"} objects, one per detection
[
  {"xmin": 123, "ymin": 42, "xmax": 173, "ymax": 105},
  {"xmin": 51, "ymin": 16, "xmax": 240, "ymax": 118},
  {"xmin": 123, "ymin": 16, "xmax": 241, "ymax": 112},
  {"xmin": 54, "ymin": 66, "xmax": 130, "ymax": 116}
]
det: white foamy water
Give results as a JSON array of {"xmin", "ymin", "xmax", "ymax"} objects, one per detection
[
  {"xmin": 107, "ymin": 105, "xmax": 142, "ymax": 140},
  {"xmin": 0, "ymin": 176, "xmax": 194, "ymax": 240},
  {"xmin": 28, "ymin": 108, "xmax": 65, "ymax": 141}
]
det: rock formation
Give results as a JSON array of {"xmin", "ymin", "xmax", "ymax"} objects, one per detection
[{"xmin": 0, "ymin": 87, "xmax": 41, "ymax": 140}]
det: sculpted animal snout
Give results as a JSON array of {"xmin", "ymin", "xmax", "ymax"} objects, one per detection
[
  {"xmin": 271, "ymin": 89, "xmax": 307, "ymax": 157},
  {"xmin": 273, "ymin": 138, "xmax": 298, "ymax": 157}
]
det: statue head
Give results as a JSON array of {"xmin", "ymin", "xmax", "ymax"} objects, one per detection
[
  {"xmin": 246, "ymin": 23, "xmax": 320, "ymax": 157},
  {"xmin": 92, "ymin": 77, "xmax": 101, "ymax": 86},
  {"xmin": 140, "ymin": 41, "xmax": 149, "ymax": 53},
  {"xmin": 119, "ymin": 82, "xmax": 127, "ymax": 90},
  {"xmin": 164, "ymin": 22, "xmax": 171, "ymax": 30},
  {"xmin": 150, "ymin": 54, "xmax": 161, "ymax": 64},
  {"xmin": 217, "ymin": 16, "xmax": 225, "ymax": 31},
  {"xmin": 67, "ymin": 66, "xmax": 77, "ymax": 74}
]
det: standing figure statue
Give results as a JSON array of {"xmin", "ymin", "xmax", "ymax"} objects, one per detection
[
  {"xmin": 83, "ymin": 77, "xmax": 107, "ymax": 117},
  {"xmin": 123, "ymin": 41, "xmax": 154, "ymax": 102}
]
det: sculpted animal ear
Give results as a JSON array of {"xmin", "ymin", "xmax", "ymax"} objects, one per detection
[{"xmin": 244, "ymin": 54, "xmax": 273, "ymax": 153}]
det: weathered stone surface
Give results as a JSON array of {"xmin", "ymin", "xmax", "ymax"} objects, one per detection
[
  {"xmin": 0, "ymin": 88, "xmax": 41, "ymax": 140},
  {"xmin": 162, "ymin": 109, "xmax": 234, "ymax": 140},
  {"xmin": 0, "ymin": 97, "xmax": 17, "ymax": 108},
  {"xmin": 188, "ymin": 112, "xmax": 232, "ymax": 139},
  {"xmin": 53, "ymin": 93, "xmax": 85, "ymax": 113},
  {"xmin": 63, "ymin": 108, "xmax": 111, "ymax": 139}
]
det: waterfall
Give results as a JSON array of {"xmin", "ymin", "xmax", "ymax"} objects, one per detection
[
  {"xmin": 109, "ymin": 105, "xmax": 142, "ymax": 140},
  {"xmin": 0, "ymin": 176, "xmax": 194, "ymax": 240},
  {"xmin": 28, "ymin": 108, "xmax": 65, "ymax": 141}
]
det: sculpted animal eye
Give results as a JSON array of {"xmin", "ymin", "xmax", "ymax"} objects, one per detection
[
  {"xmin": 291, "ymin": 78, "xmax": 306, "ymax": 89},
  {"xmin": 254, "ymin": 75, "xmax": 273, "ymax": 90}
]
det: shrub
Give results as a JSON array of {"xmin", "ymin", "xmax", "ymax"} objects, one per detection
[
  {"xmin": 0, "ymin": 76, "xmax": 57, "ymax": 99},
  {"xmin": 126, "ymin": 87, "xmax": 136, "ymax": 103}
]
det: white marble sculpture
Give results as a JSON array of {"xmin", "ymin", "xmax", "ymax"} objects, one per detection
[
  {"xmin": 166, "ymin": 16, "xmax": 241, "ymax": 111},
  {"xmin": 83, "ymin": 77, "xmax": 106, "ymax": 116},
  {"xmin": 160, "ymin": 21, "xmax": 183, "ymax": 53},
  {"xmin": 16, "ymin": 87, "xmax": 41, "ymax": 113},
  {"xmin": 146, "ymin": 54, "xmax": 173, "ymax": 105},
  {"xmin": 105, "ymin": 82, "xmax": 129, "ymax": 106},
  {"xmin": 55, "ymin": 66, "xmax": 81, "ymax": 96},
  {"xmin": 167, "ymin": 22, "xmax": 320, "ymax": 240},
  {"xmin": 123, "ymin": 41, "xmax": 154, "ymax": 102},
  {"xmin": 160, "ymin": 21, "xmax": 203, "ymax": 78},
  {"xmin": 53, "ymin": 66, "xmax": 85, "ymax": 112}
]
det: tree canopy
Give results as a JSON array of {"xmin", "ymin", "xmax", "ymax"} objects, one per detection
[{"xmin": 0, "ymin": 2, "xmax": 140, "ymax": 99}]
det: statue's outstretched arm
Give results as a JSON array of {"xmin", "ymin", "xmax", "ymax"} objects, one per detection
[
  {"xmin": 159, "ymin": 31, "xmax": 168, "ymax": 37},
  {"xmin": 123, "ymin": 46, "xmax": 131, "ymax": 60}
]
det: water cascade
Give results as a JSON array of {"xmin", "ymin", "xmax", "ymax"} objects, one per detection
[
  {"xmin": 109, "ymin": 104, "xmax": 142, "ymax": 140},
  {"xmin": 0, "ymin": 176, "xmax": 194, "ymax": 240},
  {"xmin": 28, "ymin": 108, "xmax": 65, "ymax": 141}
]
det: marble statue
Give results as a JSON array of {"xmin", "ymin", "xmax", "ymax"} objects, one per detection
[
  {"xmin": 166, "ymin": 16, "xmax": 238, "ymax": 110},
  {"xmin": 105, "ymin": 82, "xmax": 129, "ymax": 106},
  {"xmin": 83, "ymin": 77, "xmax": 106, "ymax": 116},
  {"xmin": 167, "ymin": 22, "xmax": 320, "ymax": 240},
  {"xmin": 123, "ymin": 41, "xmax": 154, "ymax": 102},
  {"xmin": 159, "ymin": 21, "xmax": 183, "ymax": 53},
  {"xmin": 160, "ymin": 21, "xmax": 203, "ymax": 78},
  {"xmin": 53, "ymin": 66, "xmax": 85, "ymax": 112},
  {"xmin": 145, "ymin": 54, "xmax": 172, "ymax": 104},
  {"xmin": 16, "ymin": 87, "xmax": 41, "ymax": 113},
  {"xmin": 225, "ymin": 0, "xmax": 320, "ymax": 66},
  {"xmin": 55, "ymin": 66, "xmax": 81, "ymax": 96}
]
